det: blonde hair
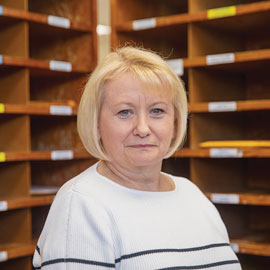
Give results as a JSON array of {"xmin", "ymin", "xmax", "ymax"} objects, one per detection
[{"xmin": 77, "ymin": 46, "xmax": 188, "ymax": 160}]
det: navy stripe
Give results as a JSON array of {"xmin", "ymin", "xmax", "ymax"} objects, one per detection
[
  {"xmin": 36, "ymin": 245, "xmax": 41, "ymax": 255},
  {"xmin": 157, "ymin": 260, "xmax": 240, "ymax": 269},
  {"xmin": 115, "ymin": 243, "xmax": 230, "ymax": 263},
  {"xmin": 41, "ymin": 258, "xmax": 115, "ymax": 268}
]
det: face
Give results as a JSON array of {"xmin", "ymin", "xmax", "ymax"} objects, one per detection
[{"xmin": 98, "ymin": 72, "xmax": 176, "ymax": 168}]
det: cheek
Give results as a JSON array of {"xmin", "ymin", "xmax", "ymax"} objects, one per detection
[
  {"xmin": 162, "ymin": 117, "xmax": 175, "ymax": 134},
  {"xmin": 100, "ymin": 121, "xmax": 116, "ymax": 141},
  {"xmin": 99, "ymin": 112, "xmax": 112, "ymax": 142},
  {"xmin": 99, "ymin": 117, "xmax": 132, "ymax": 146}
]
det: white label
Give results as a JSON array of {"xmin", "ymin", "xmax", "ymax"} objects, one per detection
[
  {"xmin": 230, "ymin": 243, "xmax": 239, "ymax": 253},
  {"xmin": 50, "ymin": 105, "xmax": 72, "ymax": 115},
  {"xmin": 51, "ymin": 150, "xmax": 73, "ymax": 160},
  {"xmin": 208, "ymin": 101, "xmax": 237, "ymax": 112},
  {"xmin": 49, "ymin": 60, "xmax": 72, "ymax": 72},
  {"xmin": 133, "ymin": 18, "xmax": 156, "ymax": 30},
  {"xmin": 0, "ymin": 55, "xmax": 2, "ymax": 65},
  {"xmin": 211, "ymin": 193, "xmax": 240, "ymax": 204},
  {"xmin": 166, "ymin": 59, "xmax": 184, "ymax": 76},
  {"xmin": 0, "ymin": 251, "xmax": 7, "ymax": 262},
  {"xmin": 0, "ymin": 6, "xmax": 3, "ymax": 16},
  {"xmin": 0, "ymin": 201, "xmax": 8, "ymax": 211},
  {"xmin": 210, "ymin": 148, "xmax": 243, "ymax": 158},
  {"xmin": 206, "ymin": 53, "xmax": 235, "ymax": 65},
  {"xmin": 48, "ymin": 15, "xmax": 70, "ymax": 28},
  {"xmin": 30, "ymin": 185, "xmax": 59, "ymax": 195}
]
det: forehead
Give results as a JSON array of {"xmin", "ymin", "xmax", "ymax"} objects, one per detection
[{"xmin": 103, "ymin": 72, "xmax": 173, "ymax": 101}]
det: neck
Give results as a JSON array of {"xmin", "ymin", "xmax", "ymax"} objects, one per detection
[{"xmin": 97, "ymin": 160, "xmax": 174, "ymax": 192}]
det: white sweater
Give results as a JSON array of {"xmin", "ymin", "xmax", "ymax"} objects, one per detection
[{"xmin": 33, "ymin": 162, "xmax": 241, "ymax": 270}]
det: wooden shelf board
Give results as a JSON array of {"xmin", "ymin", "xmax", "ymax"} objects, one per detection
[
  {"xmin": 0, "ymin": 195, "xmax": 54, "ymax": 211},
  {"xmin": 2, "ymin": 41, "xmax": 270, "ymax": 73},
  {"xmin": 1, "ymin": 55, "xmax": 91, "ymax": 74},
  {"xmin": 0, "ymin": 101, "xmax": 78, "ymax": 115},
  {"xmin": 206, "ymin": 192, "xmax": 270, "ymax": 206},
  {"xmin": 2, "ymin": 149, "xmax": 92, "ymax": 162},
  {"xmin": 116, "ymin": 13, "xmax": 191, "ymax": 32},
  {"xmin": 200, "ymin": 141, "xmax": 270, "ymax": 148},
  {"xmin": 237, "ymin": 1, "xmax": 270, "ymax": 16},
  {"xmin": 174, "ymin": 148, "xmax": 270, "ymax": 158},
  {"xmin": 184, "ymin": 49, "xmax": 270, "ymax": 68},
  {"xmin": 189, "ymin": 100, "xmax": 270, "ymax": 113},
  {"xmin": 1, "ymin": 6, "xmax": 92, "ymax": 32},
  {"xmin": 115, "ymin": 1, "xmax": 270, "ymax": 32},
  {"xmin": 198, "ymin": 3, "xmax": 270, "ymax": 34},
  {"xmin": 231, "ymin": 234, "xmax": 270, "ymax": 256},
  {"xmin": 173, "ymin": 148, "xmax": 210, "ymax": 158},
  {"xmin": 0, "ymin": 242, "xmax": 35, "ymax": 260}
]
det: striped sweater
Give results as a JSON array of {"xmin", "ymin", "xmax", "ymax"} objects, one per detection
[{"xmin": 33, "ymin": 162, "xmax": 241, "ymax": 269}]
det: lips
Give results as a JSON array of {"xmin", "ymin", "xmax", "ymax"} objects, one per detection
[{"xmin": 128, "ymin": 144, "xmax": 157, "ymax": 148}]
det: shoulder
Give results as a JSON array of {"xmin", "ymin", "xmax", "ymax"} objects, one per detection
[
  {"xmin": 55, "ymin": 162, "xmax": 95, "ymax": 196},
  {"xmin": 37, "ymin": 163, "xmax": 113, "ymax": 249},
  {"xmin": 168, "ymin": 174, "xmax": 230, "ymax": 241},
  {"xmin": 34, "ymin": 163, "xmax": 116, "ymax": 269},
  {"xmin": 166, "ymin": 173, "xmax": 224, "ymax": 219},
  {"xmin": 166, "ymin": 173, "xmax": 205, "ymax": 197},
  {"xmin": 54, "ymin": 161, "xmax": 108, "ymax": 201},
  {"xmin": 44, "ymin": 162, "xmax": 112, "ymax": 229}
]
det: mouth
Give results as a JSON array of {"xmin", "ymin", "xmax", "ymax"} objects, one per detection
[{"xmin": 128, "ymin": 144, "xmax": 157, "ymax": 148}]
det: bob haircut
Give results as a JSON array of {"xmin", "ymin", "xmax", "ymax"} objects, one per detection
[{"xmin": 77, "ymin": 46, "xmax": 188, "ymax": 161}]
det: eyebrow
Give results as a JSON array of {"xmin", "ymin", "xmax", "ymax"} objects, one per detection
[
  {"xmin": 114, "ymin": 101, "xmax": 169, "ymax": 107},
  {"xmin": 150, "ymin": 102, "xmax": 169, "ymax": 106}
]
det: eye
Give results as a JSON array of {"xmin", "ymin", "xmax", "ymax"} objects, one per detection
[
  {"xmin": 118, "ymin": 109, "xmax": 133, "ymax": 117},
  {"xmin": 150, "ymin": 108, "xmax": 164, "ymax": 115}
]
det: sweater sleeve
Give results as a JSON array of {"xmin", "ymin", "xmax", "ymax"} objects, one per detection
[{"xmin": 33, "ymin": 188, "xmax": 116, "ymax": 270}]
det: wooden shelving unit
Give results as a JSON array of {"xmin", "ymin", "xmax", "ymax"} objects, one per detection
[
  {"xmin": 0, "ymin": 0, "xmax": 97, "ymax": 268},
  {"xmin": 111, "ymin": 0, "xmax": 270, "ymax": 267}
]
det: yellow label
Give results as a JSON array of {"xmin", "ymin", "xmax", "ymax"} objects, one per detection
[
  {"xmin": 208, "ymin": 6, "xmax": 236, "ymax": 19},
  {"xmin": 0, "ymin": 103, "xmax": 4, "ymax": 113},
  {"xmin": 0, "ymin": 152, "xmax": 6, "ymax": 162}
]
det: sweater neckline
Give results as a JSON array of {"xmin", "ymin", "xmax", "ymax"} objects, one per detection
[{"xmin": 93, "ymin": 161, "xmax": 178, "ymax": 196}]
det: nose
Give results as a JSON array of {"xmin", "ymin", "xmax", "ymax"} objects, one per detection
[{"xmin": 133, "ymin": 114, "xmax": 151, "ymax": 138}]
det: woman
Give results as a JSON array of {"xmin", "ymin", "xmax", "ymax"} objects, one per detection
[{"xmin": 33, "ymin": 47, "xmax": 241, "ymax": 269}]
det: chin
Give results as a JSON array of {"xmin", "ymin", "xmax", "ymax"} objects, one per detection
[
  {"xmin": 127, "ymin": 155, "xmax": 163, "ymax": 167},
  {"xmin": 123, "ymin": 149, "xmax": 166, "ymax": 167}
]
